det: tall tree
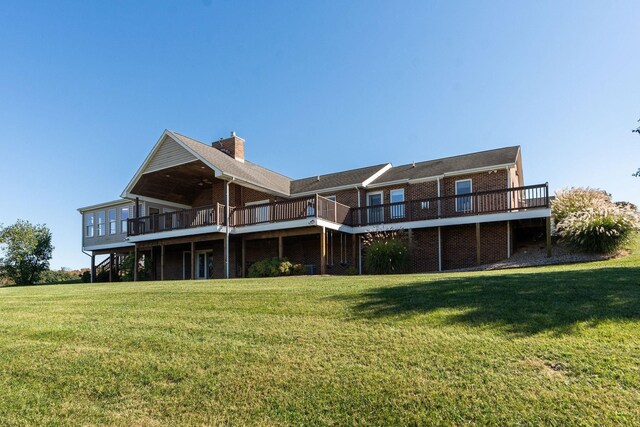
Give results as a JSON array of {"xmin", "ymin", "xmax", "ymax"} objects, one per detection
[{"xmin": 0, "ymin": 220, "xmax": 54, "ymax": 285}]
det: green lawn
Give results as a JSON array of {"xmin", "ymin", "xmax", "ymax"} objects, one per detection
[{"xmin": 1, "ymin": 243, "xmax": 640, "ymax": 426}]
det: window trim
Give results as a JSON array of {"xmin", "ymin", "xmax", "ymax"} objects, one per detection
[
  {"xmin": 455, "ymin": 179, "xmax": 473, "ymax": 212},
  {"xmin": 97, "ymin": 211, "xmax": 106, "ymax": 236},
  {"xmin": 108, "ymin": 208, "xmax": 117, "ymax": 235},
  {"xmin": 85, "ymin": 213, "xmax": 94, "ymax": 238}
]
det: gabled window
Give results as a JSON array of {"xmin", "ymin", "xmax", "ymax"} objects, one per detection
[
  {"xmin": 108, "ymin": 209, "xmax": 116, "ymax": 235},
  {"xmin": 97, "ymin": 211, "xmax": 106, "ymax": 236},
  {"xmin": 85, "ymin": 213, "xmax": 94, "ymax": 238},
  {"xmin": 120, "ymin": 207, "xmax": 129, "ymax": 234},
  {"xmin": 390, "ymin": 189, "xmax": 405, "ymax": 219},
  {"xmin": 455, "ymin": 179, "xmax": 473, "ymax": 212}
]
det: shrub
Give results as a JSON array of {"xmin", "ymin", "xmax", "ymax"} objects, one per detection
[
  {"xmin": 291, "ymin": 263, "xmax": 307, "ymax": 275},
  {"xmin": 38, "ymin": 269, "xmax": 79, "ymax": 284},
  {"xmin": 363, "ymin": 229, "xmax": 410, "ymax": 274},
  {"xmin": 553, "ymin": 188, "xmax": 639, "ymax": 254},
  {"xmin": 345, "ymin": 266, "xmax": 358, "ymax": 276},
  {"xmin": 120, "ymin": 254, "xmax": 152, "ymax": 281},
  {"xmin": 552, "ymin": 187, "xmax": 611, "ymax": 223},
  {"xmin": 248, "ymin": 258, "xmax": 307, "ymax": 278}
]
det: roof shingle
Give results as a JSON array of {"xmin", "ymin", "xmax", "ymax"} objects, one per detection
[{"xmin": 369, "ymin": 146, "xmax": 520, "ymax": 184}]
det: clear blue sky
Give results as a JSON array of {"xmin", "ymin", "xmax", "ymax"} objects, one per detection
[{"xmin": 1, "ymin": 1, "xmax": 639, "ymax": 270}]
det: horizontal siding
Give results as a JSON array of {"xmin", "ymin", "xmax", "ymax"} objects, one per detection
[{"xmin": 146, "ymin": 136, "xmax": 197, "ymax": 173}]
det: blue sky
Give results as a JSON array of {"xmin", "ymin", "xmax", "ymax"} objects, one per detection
[{"xmin": 0, "ymin": 1, "xmax": 639, "ymax": 270}]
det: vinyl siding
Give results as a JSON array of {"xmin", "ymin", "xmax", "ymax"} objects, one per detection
[{"xmin": 146, "ymin": 136, "xmax": 198, "ymax": 173}]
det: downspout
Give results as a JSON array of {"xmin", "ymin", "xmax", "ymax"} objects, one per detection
[
  {"xmin": 356, "ymin": 185, "xmax": 362, "ymax": 274},
  {"xmin": 436, "ymin": 177, "xmax": 441, "ymax": 217},
  {"xmin": 506, "ymin": 166, "xmax": 511, "ymax": 210}
]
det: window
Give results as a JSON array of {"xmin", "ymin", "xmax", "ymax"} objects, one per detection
[
  {"xmin": 367, "ymin": 192, "xmax": 383, "ymax": 224},
  {"xmin": 390, "ymin": 189, "xmax": 405, "ymax": 219},
  {"xmin": 455, "ymin": 179, "xmax": 473, "ymax": 212},
  {"xmin": 420, "ymin": 201, "xmax": 430, "ymax": 209},
  {"xmin": 97, "ymin": 211, "xmax": 106, "ymax": 236},
  {"xmin": 120, "ymin": 207, "xmax": 129, "ymax": 234},
  {"xmin": 85, "ymin": 213, "xmax": 94, "ymax": 238},
  {"xmin": 325, "ymin": 195, "xmax": 336, "ymax": 202},
  {"xmin": 108, "ymin": 209, "xmax": 116, "ymax": 234}
]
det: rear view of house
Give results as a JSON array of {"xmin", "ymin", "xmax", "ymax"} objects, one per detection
[{"xmin": 78, "ymin": 130, "xmax": 551, "ymax": 281}]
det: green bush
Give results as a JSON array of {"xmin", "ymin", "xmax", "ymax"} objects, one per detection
[
  {"xmin": 120, "ymin": 254, "xmax": 152, "ymax": 281},
  {"xmin": 553, "ymin": 188, "xmax": 639, "ymax": 254},
  {"xmin": 38, "ymin": 269, "xmax": 79, "ymax": 284},
  {"xmin": 363, "ymin": 230, "xmax": 409, "ymax": 274},
  {"xmin": 248, "ymin": 258, "xmax": 306, "ymax": 278}
]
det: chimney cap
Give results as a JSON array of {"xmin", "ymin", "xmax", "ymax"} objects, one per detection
[{"xmin": 231, "ymin": 131, "xmax": 236, "ymax": 137}]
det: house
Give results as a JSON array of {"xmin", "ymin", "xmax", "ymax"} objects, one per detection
[{"xmin": 78, "ymin": 130, "xmax": 551, "ymax": 281}]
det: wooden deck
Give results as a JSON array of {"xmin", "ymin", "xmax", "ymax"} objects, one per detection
[{"xmin": 128, "ymin": 183, "xmax": 549, "ymax": 236}]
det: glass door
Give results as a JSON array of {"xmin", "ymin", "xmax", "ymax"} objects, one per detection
[
  {"xmin": 367, "ymin": 192, "xmax": 383, "ymax": 224},
  {"xmin": 195, "ymin": 251, "xmax": 214, "ymax": 279}
]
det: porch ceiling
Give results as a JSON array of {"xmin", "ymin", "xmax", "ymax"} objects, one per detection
[{"xmin": 130, "ymin": 160, "xmax": 219, "ymax": 206}]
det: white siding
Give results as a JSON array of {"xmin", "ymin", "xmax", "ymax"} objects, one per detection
[{"xmin": 146, "ymin": 136, "xmax": 197, "ymax": 173}]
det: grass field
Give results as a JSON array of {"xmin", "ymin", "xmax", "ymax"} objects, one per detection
[{"xmin": 1, "ymin": 242, "xmax": 640, "ymax": 426}]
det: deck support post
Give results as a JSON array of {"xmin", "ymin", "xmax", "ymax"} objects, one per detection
[
  {"xmin": 90, "ymin": 253, "xmax": 95, "ymax": 284},
  {"xmin": 320, "ymin": 227, "xmax": 327, "ymax": 275},
  {"xmin": 191, "ymin": 241, "xmax": 195, "ymax": 280},
  {"xmin": 241, "ymin": 238, "xmax": 246, "ymax": 278},
  {"xmin": 507, "ymin": 221, "xmax": 511, "ymax": 259},
  {"xmin": 437, "ymin": 227, "xmax": 442, "ymax": 272},
  {"xmin": 358, "ymin": 235, "xmax": 362, "ymax": 275},
  {"xmin": 546, "ymin": 216, "xmax": 552, "ymax": 258},
  {"xmin": 278, "ymin": 235, "xmax": 283, "ymax": 260},
  {"xmin": 476, "ymin": 222, "xmax": 481, "ymax": 266},
  {"xmin": 352, "ymin": 234, "xmax": 357, "ymax": 268},
  {"xmin": 133, "ymin": 245, "xmax": 138, "ymax": 282},
  {"xmin": 224, "ymin": 180, "xmax": 230, "ymax": 279},
  {"xmin": 109, "ymin": 253, "xmax": 113, "ymax": 282},
  {"xmin": 160, "ymin": 244, "xmax": 165, "ymax": 281}
]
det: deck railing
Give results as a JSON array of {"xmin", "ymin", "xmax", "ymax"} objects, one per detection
[
  {"xmin": 349, "ymin": 183, "xmax": 549, "ymax": 227},
  {"xmin": 128, "ymin": 204, "xmax": 222, "ymax": 236},
  {"xmin": 230, "ymin": 196, "xmax": 317, "ymax": 227},
  {"xmin": 127, "ymin": 184, "xmax": 549, "ymax": 236}
]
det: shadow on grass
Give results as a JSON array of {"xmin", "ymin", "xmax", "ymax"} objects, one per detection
[{"xmin": 339, "ymin": 267, "xmax": 640, "ymax": 335}]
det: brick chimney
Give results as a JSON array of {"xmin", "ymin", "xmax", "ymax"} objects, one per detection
[{"xmin": 212, "ymin": 131, "xmax": 245, "ymax": 162}]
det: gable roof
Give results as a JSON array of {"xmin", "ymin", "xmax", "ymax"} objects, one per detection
[
  {"xmin": 290, "ymin": 163, "xmax": 391, "ymax": 195},
  {"xmin": 369, "ymin": 146, "xmax": 520, "ymax": 185},
  {"xmin": 170, "ymin": 132, "xmax": 292, "ymax": 196},
  {"xmin": 122, "ymin": 130, "xmax": 292, "ymax": 199},
  {"xmin": 121, "ymin": 130, "xmax": 521, "ymax": 204}
]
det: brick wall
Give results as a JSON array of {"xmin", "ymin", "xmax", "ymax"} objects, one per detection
[
  {"xmin": 441, "ymin": 169, "xmax": 508, "ymax": 196},
  {"xmin": 283, "ymin": 234, "xmax": 321, "ymax": 274},
  {"xmin": 409, "ymin": 228, "xmax": 439, "ymax": 272},
  {"xmin": 441, "ymin": 224, "xmax": 477, "ymax": 270},
  {"xmin": 480, "ymin": 222, "xmax": 508, "ymax": 264}
]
